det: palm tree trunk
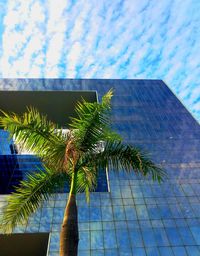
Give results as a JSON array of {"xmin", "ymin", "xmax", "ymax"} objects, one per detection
[{"xmin": 59, "ymin": 193, "xmax": 79, "ymax": 256}]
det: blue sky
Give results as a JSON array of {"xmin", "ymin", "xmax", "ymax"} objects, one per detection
[{"xmin": 0, "ymin": 0, "xmax": 199, "ymax": 122}]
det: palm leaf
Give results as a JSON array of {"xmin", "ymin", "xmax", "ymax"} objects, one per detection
[
  {"xmin": 76, "ymin": 166, "xmax": 97, "ymax": 202},
  {"xmin": 0, "ymin": 166, "xmax": 68, "ymax": 234},
  {"xmin": 82, "ymin": 141, "xmax": 166, "ymax": 182},
  {"xmin": 70, "ymin": 89, "xmax": 114, "ymax": 151},
  {"xmin": 0, "ymin": 107, "xmax": 67, "ymax": 167}
]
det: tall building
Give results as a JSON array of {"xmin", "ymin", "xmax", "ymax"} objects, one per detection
[{"xmin": 0, "ymin": 79, "xmax": 200, "ymax": 256}]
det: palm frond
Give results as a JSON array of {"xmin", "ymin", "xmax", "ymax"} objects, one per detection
[
  {"xmin": 0, "ymin": 167, "xmax": 68, "ymax": 234},
  {"xmin": 82, "ymin": 141, "xmax": 166, "ymax": 182},
  {"xmin": 101, "ymin": 127, "xmax": 122, "ymax": 142},
  {"xmin": 0, "ymin": 107, "xmax": 66, "ymax": 167},
  {"xmin": 69, "ymin": 89, "xmax": 113, "ymax": 151},
  {"xmin": 75, "ymin": 166, "xmax": 97, "ymax": 202}
]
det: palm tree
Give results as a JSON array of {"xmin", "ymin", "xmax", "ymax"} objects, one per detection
[{"xmin": 0, "ymin": 89, "xmax": 165, "ymax": 256}]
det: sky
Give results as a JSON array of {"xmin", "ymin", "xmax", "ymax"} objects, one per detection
[{"xmin": 0, "ymin": 0, "xmax": 199, "ymax": 122}]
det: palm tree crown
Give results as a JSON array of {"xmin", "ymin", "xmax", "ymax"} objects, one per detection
[{"xmin": 0, "ymin": 89, "xmax": 165, "ymax": 255}]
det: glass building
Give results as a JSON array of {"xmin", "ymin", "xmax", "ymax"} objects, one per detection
[{"xmin": 0, "ymin": 79, "xmax": 200, "ymax": 256}]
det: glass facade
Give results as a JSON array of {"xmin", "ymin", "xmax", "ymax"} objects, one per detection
[
  {"xmin": 0, "ymin": 154, "xmax": 108, "ymax": 194},
  {"xmin": 0, "ymin": 79, "xmax": 200, "ymax": 256}
]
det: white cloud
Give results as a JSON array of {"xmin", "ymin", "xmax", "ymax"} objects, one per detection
[
  {"xmin": 0, "ymin": 0, "xmax": 199, "ymax": 121},
  {"xmin": 66, "ymin": 41, "xmax": 82, "ymax": 77},
  {"xmin": 0, "ymin": 0, "xmax": 46, "ymax": 77}
]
